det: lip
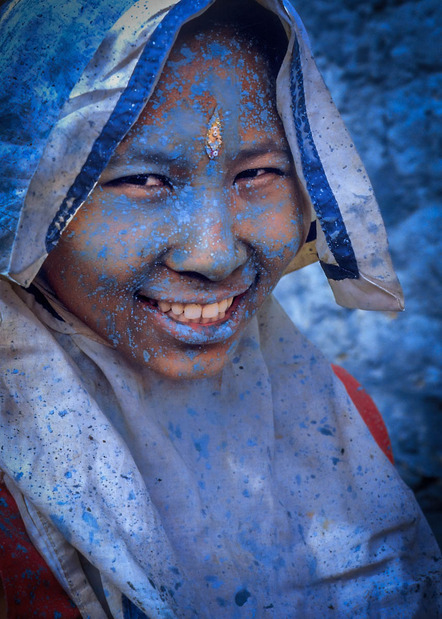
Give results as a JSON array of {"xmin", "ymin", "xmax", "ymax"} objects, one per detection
[
  {"xmin": 136, "ymin": 261, "xmax": 257, "ymax": 307},
  {"xmin": 136, "ymin": 289, "xmax": 252, "ymax": 345}
]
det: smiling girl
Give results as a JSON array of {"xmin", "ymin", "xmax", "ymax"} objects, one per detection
[
  {"xmin": 41, "ymin": 20, "xmax": 305, "ymax": 379},
  {"xmin": 0, "ymin": 0, "xmax": 440, "ymax": 617}
]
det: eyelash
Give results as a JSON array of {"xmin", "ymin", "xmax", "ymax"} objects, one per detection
[
  {"xmin": 235, "ymin": 167, "xmax": 284, "ymax": 181},
  {"xmin": 104, "ymin": 167, "xmax": 284, "ymax": 189},
  {"xmin": 105, "ymin": 174, "xmax": 171, "ymax": 188}
]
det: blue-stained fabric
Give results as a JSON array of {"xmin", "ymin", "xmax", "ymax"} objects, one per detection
[
  {"xmin": 0, "ymin": 0, "xmax": 405, "ymax": 310},
  {"xmin": 0, "ymin": 2, "xmax": 439, "ymax": 616},
  {"xmin": 0, "ymin": 0, "xmax": 135, "ymax": 274},
  {"xmin": 290, "ymin": 36, "xmax": 359, "ymax": 281}
]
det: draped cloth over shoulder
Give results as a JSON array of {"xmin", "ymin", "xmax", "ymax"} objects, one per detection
[
  {"xmin": 1, "ymin": 282, "xmax": 441, "ymax": 617},
  {"xmin": 0, "ymin": 0, "xmax": 403, "ymax": 311}
]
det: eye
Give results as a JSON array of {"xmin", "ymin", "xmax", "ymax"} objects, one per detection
[
  {"xmin": 104, "ymin": 174, "xmax": 171, "ymax": 189},
  {"xmin": 234, "ymin": 167, "xmax": 284, "ymax": 184}
]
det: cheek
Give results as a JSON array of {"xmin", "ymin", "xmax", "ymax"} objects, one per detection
[
  {"xmin": 67, "ymin": 211, "xmax": 173, "ymax": 283},
  {"xmin": 236, "ymin": 199, "xmax": 304, "ymax": 266}
]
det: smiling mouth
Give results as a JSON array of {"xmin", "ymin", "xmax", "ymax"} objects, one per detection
[{"xmin": 151, "ymin": 296, "xmax": 235, "ymax": 325}]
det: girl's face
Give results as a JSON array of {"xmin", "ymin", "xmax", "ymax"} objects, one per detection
[{"xmin": 42, "ymin": 29, "xmax": 306, "ymax": 379}]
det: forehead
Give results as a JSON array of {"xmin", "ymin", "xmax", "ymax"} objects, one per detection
[
  {"xmin": 161, "ymin": 28, "xmax": 272, "ymax": 93},
  {"xmin": 119, "ymin": 28, "xmax": 281, "ymax": 153}
]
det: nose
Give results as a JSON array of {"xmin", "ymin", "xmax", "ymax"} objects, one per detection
[{"xmin": 165, "ymin": 189, "xmax": 248, "ymax": 281}]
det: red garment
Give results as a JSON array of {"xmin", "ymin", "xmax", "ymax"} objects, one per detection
[
  {"xmin": 332, "ymin": 364, "xmax": 394, "ymax": 464},
  {"xmin": 0, "ymin": 367, "xmax": 392, "ymax": 617},
  {"xmin": 0, "ymin": 483, "xmax": 81, "ymax": 618}
]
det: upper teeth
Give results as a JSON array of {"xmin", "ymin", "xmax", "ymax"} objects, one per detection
[{"xmin": 158, "ymin": 297, "xmax": 234, "ymax": 323}]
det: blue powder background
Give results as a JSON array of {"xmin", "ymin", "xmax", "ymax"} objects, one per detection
[{"xmin": 275, "ymin": 0, "xmax": 442, "ymax": 544}]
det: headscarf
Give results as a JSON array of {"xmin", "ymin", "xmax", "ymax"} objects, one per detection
[
  {"xmin": 0, "ymin": 0, "xmax": 403, "ymax": 311},
  {"xmin": 0, "ymin": 1, "xmax": 440, "ymax": 618}
]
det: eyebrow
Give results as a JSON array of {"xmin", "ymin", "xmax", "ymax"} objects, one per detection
[
  {"xmin": 106, "ymin": 149, "xmax": 188, "ymax": 171},
  {"xmin": 233, "ymin": 142, "xmax": 292, "ymax": 164},
  {"xmin": 104, "ymin": 140, "xmax": 291, "ymax": 175}
]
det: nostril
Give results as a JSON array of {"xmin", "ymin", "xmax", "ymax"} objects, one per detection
[
  {"xmin": 164, "ymin": 240, "xmax": 249, "ymax": 282},
  {"xmin": 168, "ymin": 269, "xmax": 235, "ymax": 285},
  {"xmin": 172, "ymin": 270, "xmax": 232, "ymax": 283},
  {"xmin": 177, "ymin": 271, "xmax": 213, "ymax": 282}
]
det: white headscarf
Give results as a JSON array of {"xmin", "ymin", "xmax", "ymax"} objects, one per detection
[{"xmin": 1, "ymin": 0, "xmax": 402, "ymax": 312}]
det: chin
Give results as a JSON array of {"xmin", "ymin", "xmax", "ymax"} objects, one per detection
[{"xmin": 124, "ymin": 344, "xmax": 233, "ymax": 381}]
